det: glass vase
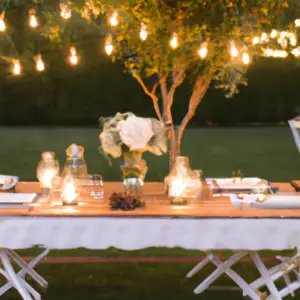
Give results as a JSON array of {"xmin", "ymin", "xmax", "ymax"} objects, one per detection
[
  {"xmin": 120, "ymin": 151, "xmax": 148, "ymax": 195},
  {"xmin": 36, "ymin": 152, "xmax": 60, "ymax": 196},
  {"xmin": 62, "ymin": 144, "xmax": 88, "ymax": 179},
  {"xmin": 165, "ymin": 156, "xmax": 202, "ymax": 204}
]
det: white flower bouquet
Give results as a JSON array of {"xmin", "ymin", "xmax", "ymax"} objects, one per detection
[
  {"xmin": 99, "ymin": 112, "xmax": 167, "ymax": 183},
  {"xmin": 99, "ymin": 112, "xmax": 167, "ymax": 159}
]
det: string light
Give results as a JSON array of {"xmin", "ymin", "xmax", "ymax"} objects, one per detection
[
  {"xmin": 270, "ymin": 29, "xmax": 277, "ymax": 39},
  {"xmin": 260, "ymin": 32, "xmax": 269, "ymax": 42},
  {"xmin": 292, "ymin": 47, "xmax": 300, "ymax": 57},
  {"xmin": 0, "ymin": 12, "xmax": 6, "ymax": 32},
  {"xmin": 60, "ymin": 4, "xmax": 72, "ymax": 20},
  {"xmin": 170, "ymin": 32, "xmax": 179, "ymax": 49},
  {"xmin": 140, "ymin": 23, "xmax": 148, "ymax": 41},
  {"xmin": 68, "ymin": 46, "xmax": 79, "ymax": 65},
  {"xmin": 105, "ymin": 35, "xmax": 113, "ymax": 55},
  {"xmin": 12, "ymin": 59, "xmax": 21, "ymax": 75},
  {"xmin": 109, "ymin": 11, "xmax": 119, "ymax": 27},
  {"xmin": 263, "ymin": 49, "xmax": 288, "ymax": 58},
  {"xmin": 252, "ymin": 36, "xmax": 260, "ymax": 45},
  {"xmin": 198, "ymin": 42, "xmax": 208, "ymax": 59},
  {"xmin": 230, "ymin": 41, "xmax": 239, "ymax": 57},
  {"xmin": 242, "ymin": 52, "xmax": 250, "ymax": 65},
  {"xmin": 290, "ymin": 34, "xmax": 297, "ymax": 46},
  {"xmin": 34, "ymin": 54, "xmax": 45, "ymax": 72},
  {"xmin": 29, "ymin": 9, "xmax": 38, "ymax": 28}
]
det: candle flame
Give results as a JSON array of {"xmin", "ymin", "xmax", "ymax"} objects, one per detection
[{"xmin": 62, "ymin": 181, "xmax": 78, "ymax": 203}]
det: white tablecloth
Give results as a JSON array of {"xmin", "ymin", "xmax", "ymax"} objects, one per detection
[{"xmin": 0, "ymin": 216, "xmax": 300, "ymax": 251}]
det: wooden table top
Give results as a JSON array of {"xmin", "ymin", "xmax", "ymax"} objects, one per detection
[{"xmin": 0, "ymin": 181, "xmax": 295, "ymax": 219}]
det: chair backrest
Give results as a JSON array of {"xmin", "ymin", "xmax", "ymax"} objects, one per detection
[{"xmin": 288, "ymin": 117, "xmax": 300, "ymax": 153}]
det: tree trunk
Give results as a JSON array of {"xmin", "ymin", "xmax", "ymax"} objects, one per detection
[{"xmin": 176, "ymin": 73, "xmax": 212, "ymax": 157}]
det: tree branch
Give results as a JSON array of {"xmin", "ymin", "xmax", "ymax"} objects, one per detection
[
  {"xmin": 167, "ymin": 68, "xmax": 185, "ymax": 108},
  {"xmin": 177, "ymin": 71, "xmax": 213, "ymax": 149},
  {"xmin": 134, "ymin": 75, "xmax": 163, "ymax": 122}
]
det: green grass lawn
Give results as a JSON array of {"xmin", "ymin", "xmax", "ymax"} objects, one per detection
[
  {"xmin": 0, "ymin": 126, "xmax": 299, "ymax": 299},
  {"xmin": 0, "ymin": 126, "xmax": 299, "ymax": 181}
]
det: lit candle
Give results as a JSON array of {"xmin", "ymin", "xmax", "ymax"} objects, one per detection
[
  {"xmin": 40, "ymin": 169, "xmax": 57, "ymax": 188},
  {"xmin": 62, "ymin": 181, "xmax": 78, "ymax": 203}
]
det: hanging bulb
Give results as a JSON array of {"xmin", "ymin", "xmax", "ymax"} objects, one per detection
[
  {"xmin": 109, "ymin": 11, "xmax": 118, "ymax": 27},
  {"xmin": 170, "ymin": 32, "xmax": 179, "ymax": 49},
  {"xmin": 12, "ymin": 59, "xmax": 21, "ymax": 75},
  {"xmin": 252, "ymin": 36, "xmax": 259, "ymax": 45},
  {"xmin": 270, "ymin": 29, "xmax": 277, "ymax": 39},
  {"xmin": 295, "ymin": 19, "xmax": 300, "ymax": 27},
  {"xmin": 230, "ymin": 41, "xmax": 239, "ymax": 57},
  {"xmin": 105, "ymin": 35, "xmax": 113, "ymax": 55},
  {"xmin": 260, "ymin": 32, "xmax": 268, "ymax": 42},
  {"xmin": 0, "ymin": 12, "xmax": 6, "ymax": 32},
  {"xmin": 290, "ymin": 34, "xmax": 297, "ymax": 46},
  {"xmin": 34, "ymin": 55, "xmax": 45, "ymax": 72},
  {"xmin": 140, "ymin": 23, "xmax": 148, "ymax": 41},
  {"xmin": 68, "ymin": 46, "xmax": 79, "ymax": 65},
  {"xmin": 60, "ymin": 4, "xmax": 72, "ymax": 20},
  {"xmin": 198, "ymin": 43, "xmax": 208, "ymax": 59},
  {"xmin": 29, "ymin": 9, "xmax": 38, "ymax": 28},
  {"xmin": 242, "ymin": 52, "xmax": 250, "ymax": 65}
]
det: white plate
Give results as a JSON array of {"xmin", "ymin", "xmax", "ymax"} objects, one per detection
[
  {"xmin": 0, "ymin": 193, "xmax": 36, "ymax": 204},
  {"xmin": 230, "ymin": 193, "xmax": 300, "ymax": 209},
  {"xmin": 0, "ymin": 175, "xmax": 19, "ymax": 190}
]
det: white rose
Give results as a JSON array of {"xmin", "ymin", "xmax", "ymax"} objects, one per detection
[{"xmin": 118, "ymin": 116, "xmax": 154, "ymax": 151}]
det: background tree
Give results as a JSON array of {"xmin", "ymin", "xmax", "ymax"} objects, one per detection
[
  {"xmin": 72, "ymin": 0, "xmax": 299, "ymax": 165},
  {"xmin": 1, "ymin": 0, "xmax": 300, "ymax": 167}
]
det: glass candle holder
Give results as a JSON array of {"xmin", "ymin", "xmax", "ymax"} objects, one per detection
[
  {"xmin": 166, "ymin": 156, "xmax": 202, "ymax": 204},
  {"xmin": 37, "ymin": 152, "xmax": 60, "ymax": 196},
  {"xmin": 62, "ymin": 144, "xmax": 88, "ymax": 178}
]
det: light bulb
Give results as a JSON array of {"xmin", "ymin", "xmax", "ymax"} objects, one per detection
[
  {"xmin": 290, "ymin": 35, "xmax": 297, "ymax": 46},
  {"xmin": 109, "ymin": 11, "xmax": 118, "ymax": 27},
  {"xmin": 295, "ymin": 19, "xmax": 300, "ymax": 27},
  {"xmin": 170, "ymin": 33, "xmax": 178, "ymax": 49},
  {"xmin": 35, "ymin": 55, "xmax": 45, "ymax": 72},
  {"xmin": 29, "ymin": 9, "xmax": 38, "ymax": 28},
  {"xmin": 292, "ymin": 47, "xmax": 300, "ymax": 57},
  {"xmin": 260, "ymin": 32, "xmax": 268, "ymax": 42},
  {"xmin": 105, "ymin": 44, "xmax": 113, "ymax": 55},
  {"xmin": 105, "ymin": 35, "xmax": 113, "ymax": 55},
  {"xmin": 12, "ymin": 59, "xmax": 21, "ymax": 75},
  {"xmin": 140, "ymin": 23, "xmax": 148, "ymax": 41},
  {"xmin": 242, "ymin": 52, "xmax": 250, "ymax": 65},
  {"xmin": 0, "ymin": 12, "xmax": 6, "ymax": 32},
  {"xmin": 68, "ymin": 47, "xmax": 79, "ymax": 65},
  {"xmin": 198, "ymin": 43, "xmax": 208, "ymax": 59},
  {"xmin": 60, "ymin": 4, "xmax": 72, "ymax": 20},
  {"xmin": 252, "ymin": 36, "xmax": 260, "ymax": 45},
  {"xmin": 230, "ymin": 42, "xmax": 239, "ymax": 57},
  {"xmin": 270, "ymin": 29, "xmax": 277, "ymax": 39}
]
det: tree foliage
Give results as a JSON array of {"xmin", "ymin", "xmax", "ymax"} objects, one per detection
[{"xmin": 1, "ymin": 0, "xmax": 300, "ymax": 163}]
